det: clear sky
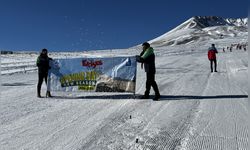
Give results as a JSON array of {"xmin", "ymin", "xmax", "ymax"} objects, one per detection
[{"xmin": 0, "ymin": 0, "xmax": 247, "ymax": 51}]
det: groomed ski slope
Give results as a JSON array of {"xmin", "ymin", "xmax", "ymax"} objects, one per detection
[{"xmin": 0, "ymin": 47, "xmax": 248, "ymax": 150}]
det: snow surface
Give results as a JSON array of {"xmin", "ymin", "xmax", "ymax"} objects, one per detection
[{"xmin": 0, "ymin": 17, "xmax": 248, "ymax": 150}]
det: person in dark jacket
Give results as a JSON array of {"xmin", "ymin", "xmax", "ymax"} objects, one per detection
[
  {"xmin": 207, "ymin": 44, "xmax": 218, "ymax": 72},
  {"xmin": 36, "ymin": 48, "xmax": 52, "ymax": 98},
  {"xmin": 136, "ymin": 42, "xmax": 160, "ymax": 100}
]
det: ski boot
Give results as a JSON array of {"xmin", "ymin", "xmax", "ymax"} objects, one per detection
[
  {"xmin": 153, "ymin": 94, "xmax": 161, "ymax": 101},
  {"xmin": 46, "ymin": 91, "xmax": 52, "ymax": 98},
  {"xmin": 37, "ymin": 93, "xmax": 42, "ymax": 98}
]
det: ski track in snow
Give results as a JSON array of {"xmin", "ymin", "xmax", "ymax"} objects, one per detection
[{"xmin": 0, "ymin": 48, "xmax": 248, "ymax": 150}]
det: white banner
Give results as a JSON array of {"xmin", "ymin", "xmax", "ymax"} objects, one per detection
[{"xmin": 48, "ymin": 56, "xmax": 137, "ymax": 93}]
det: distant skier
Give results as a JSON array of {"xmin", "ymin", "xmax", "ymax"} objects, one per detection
[
  {"xmin": 239, "ymin": 45, "xmax": 242, "ymax": 50},
  {"xmin": 207, "ymin": 44, "xmax": 218, "ymax": 72},
  {"xmin": 136, "ymin": 42, "xmax": 160, "ymax": 100},
  {"xmin": 243, "ymin": 45, "xmax": 247, "ymax": 51},
  {"xmin": 36, "ymin": 48, "xmax": 52, "ymax": 98}
]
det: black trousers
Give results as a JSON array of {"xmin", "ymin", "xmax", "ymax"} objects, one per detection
[
  {"xmin": 145, "ymin": 73, "xmax": 160, "ymax": 96},
  {"xmin": 37, "ymin": 72, "xmax": 48, "ymax": 94},
  {"xmin": 210, "ymin": 59, "xmax": 217, "ymax": 72}
]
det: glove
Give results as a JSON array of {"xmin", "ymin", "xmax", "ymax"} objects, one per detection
[{"xmin": 136, "ymin": 55, "xmax": 143, "ymax": 63}]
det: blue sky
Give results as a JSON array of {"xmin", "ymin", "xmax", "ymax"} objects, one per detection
[{"xmin": 0, "ymin": 0, "xmax": 247, "ymax": 51}]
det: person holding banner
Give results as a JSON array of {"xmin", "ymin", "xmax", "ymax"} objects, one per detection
[
  {"xmin": 36, "ymin": 48, "xmax": 52, "ymax": 98},
  {"xmin": 136, "ymin": 42, "xmax": 160, "ymax": 101}
]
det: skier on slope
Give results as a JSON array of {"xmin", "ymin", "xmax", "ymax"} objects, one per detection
[
  {"xmin": 36, "ymin": 48, "xmax": 52, "ymax": 98},
  {"xmin": 207, "ymin": 44, "xmax": 218, "ymax": 72},
  {"xmin": 136, "ymin": 42, "xmax": 160, "ymax": 101}
]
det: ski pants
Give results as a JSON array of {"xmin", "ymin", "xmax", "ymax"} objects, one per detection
[
  {"xmin": 145, "ymin": 72, "xmax": 160, "ymax": 96},
  {"xmin": 37, "ymin": 72, "xmax": 48, "ymax": 94},
  {"xmin": 210, "ymin": 59, "xmax": 217, "ymax": 72}
]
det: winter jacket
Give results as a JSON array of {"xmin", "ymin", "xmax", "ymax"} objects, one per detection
[
  {"xmin": 208, "ymin": 46, "xmax": 218, "ymax": 60},
  {"xmin": 138, "ymin": 47, "xmax": 156, "ymax": 74},
  {"xmin": 36, "ymin": 54, "xmax": 51, "ymax": 73}
]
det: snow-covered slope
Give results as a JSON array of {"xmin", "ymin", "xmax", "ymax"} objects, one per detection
[
  {"xmin": 0, "ymin": 16, "xmax": 248, "ymax": 150},
  {"xmin": 149, "ymin": 16, "xmax": 247, "ymax": 47},
  {"xmin": 1, "ymin": 46, "xmax": 248, "ymax": 149}
]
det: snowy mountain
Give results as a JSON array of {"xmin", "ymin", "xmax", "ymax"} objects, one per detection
[
  {"xmin": 1, "ymin": 15, "xmax": 248, "ymax": 149},
  {"xmin": 225, "ymin": 18, "xmax": 248, "ymax": 27},
  {"xmin": 149, "ymin": 16, "xmax": 248, "ymax": 47},
  {"xmin": 178, "ymin": 16, "xmax": 247, "ymax": 29}
]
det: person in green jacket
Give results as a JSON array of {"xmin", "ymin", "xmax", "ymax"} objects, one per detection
[{"xmin": 136, "ymin": 42, "xmax": 160, "ymax": 100}]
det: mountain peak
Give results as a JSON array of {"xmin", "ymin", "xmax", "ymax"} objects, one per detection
[
  {"xmin": 191, "ymin": 16, "xmax": 247, "ymax": 28},
  {"xmin": 163, "ymin": 16, "xmax": 247, "ymax": 33},
  {"xmin": 149, "ymin": 16, "xmax": 247, "ymax": 47}
]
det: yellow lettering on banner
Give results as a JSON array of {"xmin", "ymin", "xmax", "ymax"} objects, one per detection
[
  {"xmin": 78, "ymin": 85, "xmax": 95, "ymax": 90},
  {"xmin": 60, "ymin": 72, "xmax": 84, "ymax": 83},
  {"xmin": 89, "ymin": 71, "xmax": 96, "ymax": 80},
  {"xmin": 92, "ymin": 71, "xmax": 97, "ymax": 80},
  {"xmin": 59, "ymin": 71, "xmax": 99, "ymax": 85},
  {"xmin": 80, "ymin": 72, "xmax": 85, "ymax": 80},
  {"xmin": 86, "ymin": 72, "xmax": 90, "ymax": 80},
  {"xmin": 60, "ymin": 76, "xmax": 67, "ymax": 84},
  {"xmin": 71, "ymin": 73, "xmax": 84, "ymax": 81},
  {"xmin": 65, "ymin": 75, "xmax": 70, "ymax": 82}
]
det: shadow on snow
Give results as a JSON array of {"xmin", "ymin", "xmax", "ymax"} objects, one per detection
[
  {"xmin": 50, "ymin": 94, "xmax": 248, "ymax": 100},
  {"xmin": 159, "ymin": 95, "xmax": 248, "ymax": 100}
]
